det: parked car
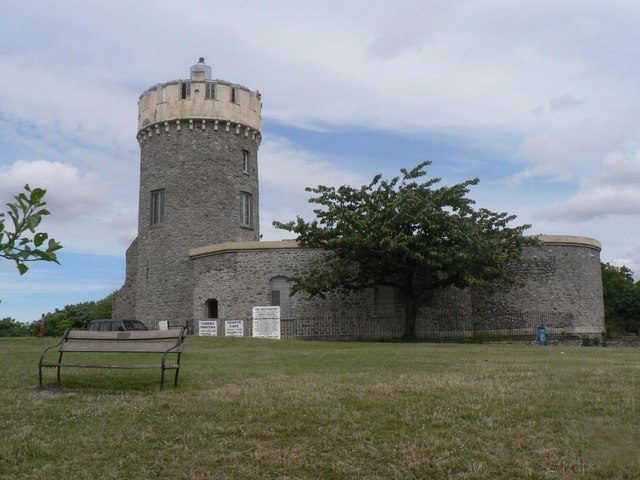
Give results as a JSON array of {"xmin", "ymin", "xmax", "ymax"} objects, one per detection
[{"xmin": 87, "ymin": 319, "xmax": 149, "ymax": 331}]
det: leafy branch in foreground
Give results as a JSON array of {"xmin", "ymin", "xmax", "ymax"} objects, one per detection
[
  {"xmin": 274, "ymin": 161, "xmax": 538, "ymax": 338},
  {"xmin": 0, "ymin": 184, "xmax": 62, "ymax": 276}
]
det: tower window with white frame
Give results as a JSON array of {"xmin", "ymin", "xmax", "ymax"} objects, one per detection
[
  {"xmin": 150, "ymin": 189, "xmax": 165, "ymax": 225},
  {"xmin": 242, "ymin": 150, "xmax": 249, "ymax": 173},
  {"xmin": 181, "ymin": 82, "xmax": 190, "ymax": 99},
  {"xmin": 240, "ymin": 191, "xmax": 252, "ymax": 227},
  {"xmin": 205, "ymin": 83, "xmax": 216, "ymax": 100}
]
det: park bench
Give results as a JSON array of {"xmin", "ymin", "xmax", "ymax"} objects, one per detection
[{"xmin": 38, "ymin": 327, "xmax": 187, "ymax": 390}]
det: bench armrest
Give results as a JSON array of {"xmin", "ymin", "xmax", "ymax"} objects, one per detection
[{"xmin": 39, "ymin": 329, "xmax": 70, "ymax": 366}]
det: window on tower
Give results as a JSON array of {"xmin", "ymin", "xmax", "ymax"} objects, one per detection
[
  {"xmin": 205, "ymin": 83, "xmax": 216, "ymax": 100},
  {"xmin": 159, "ymin": 86, "xmax": 167, "ymax": 103},
  {"xmin": 181, "ymin": 82, "xmax": 190, "ymax": 100},
  {"xmin": 242, "ymin": 150, "xmax": 249, "ymax": 173},
  {"xmin": 150, "ymin": 189, "xmax": 165, "ymax": 225},
  {"xmin": 240, "ymin": 191, "xmax": 252, "ymax": 228},
  {"xmin": 230, "ymin": 87, "xmax": 237, "ymax": 103}
]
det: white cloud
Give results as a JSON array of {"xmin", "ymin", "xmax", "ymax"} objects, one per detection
[
  {"xmin": 0, "ymin": 160, "xmax": 136, "ymax": 254},
  {"xmin": 0, "ymin": 160, "xmax": 105, "ymax": 218},
  {"xmin": 259, "ymin": 137, "xmax": 366, "ymax": 240},
  {"xmin": 260, "ymin": 137, "xmax": 364, "ymax": 192},
  {"xmin": 536, "ymin": 151, "xmax": 640, "ymax": 221},
  {"xmin": 512, "ymin": 116, "xmax": 640, "ymax": 183}
]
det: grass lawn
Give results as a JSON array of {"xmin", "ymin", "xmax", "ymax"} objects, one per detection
[{"xmin": 1, "ymin": 337, "xmax": 639, "ymax": 479}]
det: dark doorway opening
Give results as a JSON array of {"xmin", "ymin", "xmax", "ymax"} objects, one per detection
[{"xmin": 206, "ymin": 299, "xmax": 219, "ymax": 319}]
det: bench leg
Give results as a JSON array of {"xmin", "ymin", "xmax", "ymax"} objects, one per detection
[
  {"xmin": 57, "ymin": 352, "xmax": 63, "ymax": 383},
  {"xmin": 160, "ymin": 367, "xmax": 166, "ymax": 391},
  {"xmin": 174, "ymin": 352, "xmax": 182, "ymax": 387},
  {"xmin": 38, "ymin": 363, "xmax": 43, "ymax": 389}
]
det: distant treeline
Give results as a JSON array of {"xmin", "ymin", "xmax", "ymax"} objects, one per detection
[{"xmin": 0, "ymin": 294, "xmax": 112, "ymax": 337}]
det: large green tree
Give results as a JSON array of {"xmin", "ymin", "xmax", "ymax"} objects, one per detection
[
  {"xmin": 274, "ymin": 162, "xmax": 536, "ymax": 338},
  {"xmin": 601, "ymin": 262, "xmax": 640, "ymax": 335},
  {"xmin": 1, "ymin": 184, "xmax": 62, "ymax": 276}
]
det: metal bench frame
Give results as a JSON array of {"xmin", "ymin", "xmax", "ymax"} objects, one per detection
[{"xmin": 38, "ymin": 327, "xmax": 187, "ymax": 390}]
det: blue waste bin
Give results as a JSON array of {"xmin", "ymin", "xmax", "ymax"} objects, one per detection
[{"xmin": 536, "ymin": 326, "xmax": 547, "ymax": 346}]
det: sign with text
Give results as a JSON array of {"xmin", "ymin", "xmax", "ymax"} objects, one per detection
[
  {"xmin": 199, "ymin": 320, "xmax": 217, "ymax": 336},
  {"xmin": 158, "ymin": 320, "xmax": 169, "ymax": 331},
  {"xmin": 225, "ymin": 320, "xmax": 244, "ymax": 337},
  {"xmin": 252, "ymin": 306, "xmax": 281, "ymax": 340}
]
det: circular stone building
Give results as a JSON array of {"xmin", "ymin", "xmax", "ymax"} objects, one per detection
[{"xmin": 113, "ymin": 60, "xmax": 605, "ymax": 339}]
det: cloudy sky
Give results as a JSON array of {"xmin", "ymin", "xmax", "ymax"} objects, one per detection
[{"xmin": 1, "ymin": 0, "xmax": 640, "ymax": 321}]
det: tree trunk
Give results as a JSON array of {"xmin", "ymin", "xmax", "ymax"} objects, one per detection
[{"xmin": 403, "ymin": 295, "xmax": 417, "ymax": 339}]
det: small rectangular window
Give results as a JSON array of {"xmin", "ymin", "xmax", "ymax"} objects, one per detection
[
  {"xmin": 231, "ymin": 87, "xmax": 236, "ymax": 103},
  {"xmin": 242, "ymin": 150, "xmax": 249, "ymax": 173},
  {"xmin": 374, "ymin": 285, "xmax": 395, "ymax": 316},
  {"xmin": 240, "ymin": 191, "xmax": 252, "ymax": 227},
  {"xmin": 150, "ymin": 189, "xmax": 165, "ymax": 225},
  {"xmin": 271, "ymin": 290, "xmax": 280, "ymax": 307},
  {"xmin": 181, "ymin": 82, "xmax": 190, "ymax": 100},
  {"xmin": 205, "ymin": 83, "xmax": 216, "ymax": 100}
]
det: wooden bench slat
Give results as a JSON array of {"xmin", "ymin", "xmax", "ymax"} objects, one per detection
[
  {"xmin": 66, "ymin": 329, "xmax": 183, "ymax": 340},
  {"xmin": 59, "ymin": 342, "xmax": 182, "ymax": 353},
  {"xmin": 41, "ymin": 363, "xmax": 179, "ymax": 369}
]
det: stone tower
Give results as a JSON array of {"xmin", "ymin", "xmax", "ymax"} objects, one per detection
[{"xmin": 132, "ymin": 58, "xmax": 262, "ymax": 328}]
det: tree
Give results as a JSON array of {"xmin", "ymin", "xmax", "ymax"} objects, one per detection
[
  {"xmin": 34, "ymin": 294, "xmax": 114, "ymax": 337},
  {"xmin": 274, "ymin": 162, "xmax": 536, "ymax": 338},
  {"xmin": 0, "ymin": 184, "xmax": 62, "ymax": 276},
  {"xmin": 601, "ymin": 262, "xmax": 640, "ymax": 335}
]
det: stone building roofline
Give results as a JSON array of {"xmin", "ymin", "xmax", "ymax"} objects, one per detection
[
  {"xmin": 190, "ymin": 239, "xmax": 301, "ymax": 258},
  {"xmin": 189, "ymin": 234, "xmax": 601, "ymax": 259},
  {"xmin": 533, "ymin": 235, "xmax": 601, "ymax": 251}
]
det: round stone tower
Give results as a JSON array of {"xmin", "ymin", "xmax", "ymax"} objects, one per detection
[{"xmin": 134, "ymin": 58, "xmax": 262, "ymax": 328}]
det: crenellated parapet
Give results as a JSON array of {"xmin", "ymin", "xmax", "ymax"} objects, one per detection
[
  {"xmin": 136, "ymin": 118, "xmax": 262, "ymax": 145},
  {"xmin": 137, "ymin": 58, "xmax": 261, "ymax": 135}
]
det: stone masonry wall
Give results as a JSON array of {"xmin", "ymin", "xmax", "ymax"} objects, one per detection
[
  {"xmin": 112, "ymin": 238, "xmax": 138, "ymax": 319},
  {"xmin": 134, "ymin": 124, "xmax": 260, "ymax": 328},
  {"xmin": 471, "ymin": 243, "xmax": 604, "ymax": 334},
  {"xmin": 191, "ymin": 241, "xmax": 605, "ymax": 338}
]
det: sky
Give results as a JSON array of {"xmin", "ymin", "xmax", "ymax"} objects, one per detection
[{"xmin": 1, "ymin": 0, "xmax": 640, "ymax": 322}]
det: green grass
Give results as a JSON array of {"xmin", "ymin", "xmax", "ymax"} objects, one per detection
[{"xmin": 1, "ymin": 337, "xmax": 640, "ymax": 479}]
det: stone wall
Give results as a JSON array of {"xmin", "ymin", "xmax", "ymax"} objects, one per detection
[
  {"xmin": 112, "ymin": 238, "xmax": 138, "ymax": 319},
  {"xmin": 470, "ymin": 242, "xmax": 604, "ymax": 334},
  {"xmin": 134, "ymin": 124, "xmax": 260, "ymax": 328},
  {"xmin": 190, "ymin": 238, "xmax": 605, "ymax": 338},
  {"xmin": 191, "ymin": 247, "xmax": 375, "ymax": 336}
]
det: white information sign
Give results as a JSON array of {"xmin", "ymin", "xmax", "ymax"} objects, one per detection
[
  {"xmin": 225, "ymin": 320, "xmax": 244, "ymax": 337},
  {"xmin": 158, "ymin": 320, "xmax": 169, "ymax": 331},
  {"xmin": 199, "ymin": 320, "xmax": 217, "ymax": 336},
  {"xmin": 252, "ymin": 306, "xmax": 281, "ymax": 340}
]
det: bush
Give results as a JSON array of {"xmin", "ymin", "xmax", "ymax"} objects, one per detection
[
  {"xmin": 0, "ymin": 317, "xmax": 32, "ymax": 337},
  {"xmin": 39, "ymin": 294, "xmax": 114, "ymax": 337}
]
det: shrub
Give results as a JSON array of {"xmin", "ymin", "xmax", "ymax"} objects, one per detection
[{"xmin": 0, "ymin": 317, "xmax": 32, "ymax": 337}]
